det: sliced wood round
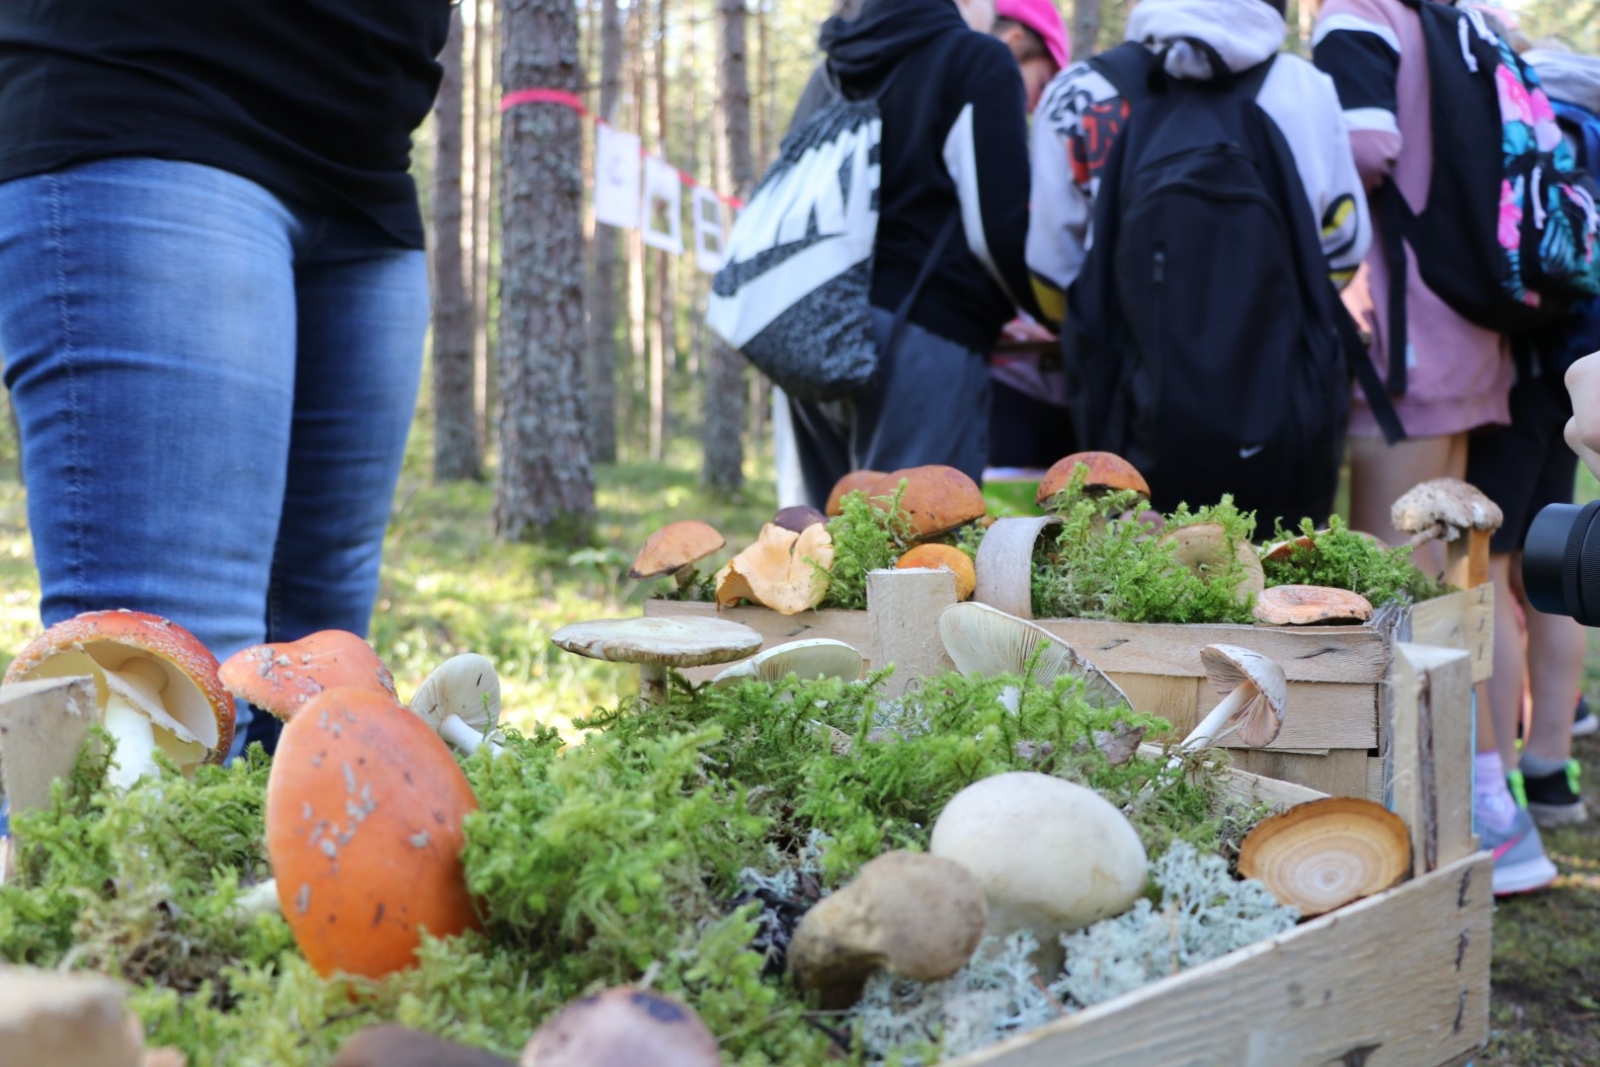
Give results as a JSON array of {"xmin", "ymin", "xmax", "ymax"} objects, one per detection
[
  {"xmin": 1253, "ymin": 585, "xmax": 1375, "ymax": 626},
  {"xmin": 1238, "ymin": 797, "xmax": 1411, "ymax": 917}
]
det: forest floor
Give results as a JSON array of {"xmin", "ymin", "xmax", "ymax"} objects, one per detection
[{"xmin": 0, "ymin": 421, "xmax": 1598, "ymax": 1062}]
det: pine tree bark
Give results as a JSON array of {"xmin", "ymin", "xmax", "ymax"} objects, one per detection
[
  {"xmin": 704, "ymin": 0, "xmax": 753, "ymax": 495},
  {"xmin": 474, "ymin": 0, "xmax": 498, "ymax": 452},
  {"xmin": 495, "ymin": 0, "xmax": 595, "ymax": 543},
  {"xmin": 585, "ymin": 0, "xmax": 624, "ymax": 462},
  {"xmin": 431, "ymin": 9, "xmax": 481, "ymax": 482},
  {"xmin": 651, "ymin": 0, "xmax": 676, "ymax": 460},
  {"xmin": 1072, "ymin": 0, "xmax": 1103, "ymax": 59}
]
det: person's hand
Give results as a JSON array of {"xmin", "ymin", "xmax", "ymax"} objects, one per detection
[
  {"xmin": 1564, "ymin": 352, "xmax": 1600, "ymax": 480},
  {"xmin": 1000, "ymin": 317, "xmax": 1056, "ymax": 343}
]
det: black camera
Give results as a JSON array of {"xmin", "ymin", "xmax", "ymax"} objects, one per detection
[{"xmin": 1524, "ymin": 501, "xmax": 1600, "ymax": 625}]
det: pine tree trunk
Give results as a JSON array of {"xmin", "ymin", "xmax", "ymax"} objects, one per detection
[
  {"xmin": 651, "ymin": 0, "xmax": 676, "ymax": 459},
  {"xmin": 474, "ymin": 0, "xmax": 498, "ymax": 453},
  {"xmin": 431, "ymin": 9, "xmax": 482, "ymax": 482},
  {"xmin": 1072, "ymin": 0, "xmax": 1103, "ymax": 59},
  {"xmin": 585, "ymin": 0, "xmax": 624, "ymax": 462},
  {"xmin": 682, "ymin": 8, "xmax": 704, "ymax": 381},
  {"xmin": 495, "ymin": 0, "xmax": 596, "ymax": 543},
  {"xmin": 704, "ymin": 0, "xmax": 753, "ymax": 495}
]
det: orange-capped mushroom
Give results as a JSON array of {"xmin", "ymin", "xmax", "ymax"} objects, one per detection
[
  {"xmin": 867, "ymin": 466, "xmax": 987, "ymax": 540},
  {"xmin": 825, "ymin": 470, "xmax": 886, "ymax": 517},
  {"xmin": 1253, "ymin": 585, "xmax": 1374, "ymax": 626},
  {"xmin": 628, "ymin": 520, "xmax": 726, "ymax": 581},
  {"xmin": 1036, "ymin": 452, "xmax": 1150, "ymax": 508},
  {"xmin": 4, "ymin": 609, "xmax": 233, "ymax": 788},
  {"xmin": 266, "ymin": 686, "xmax": 480, "ymax": 979},
  {"xmin": 219, "ymin": 630, "xmax": 397, "ymax": 722},
  {"xmin": 896, "ymin": 544, "xmax": 977, "ymax": 601}
]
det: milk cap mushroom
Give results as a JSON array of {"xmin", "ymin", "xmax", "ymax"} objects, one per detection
[
  {"xmin": 219, "ymin": 630, "xmax": 397, "ymax": 722},
  {"xmin": 4, "ymin": 610, "xmax": 233, "ymax": 789},
  {"xmin": 1159, "ymin": 522, "xmax": 1266, "ymax": 604},
  {"xmin": 787, "ymin": 851, "xmax": 987, "ymax": 1007},
  {"xmin": 825, "ymin": 470, "xmax": 886, "ymax": 516},
  {"xmin": 1184, "ymin": 644, "xmax": 1287, "ymax": 750},
  {"xmin": 711, "ymin": 638, "xmax": 863, "ymax": 686},
  {"xmin": 866, "ymin": 466, "xmax": 987, "ymax": 540},
  {"xmin": 550, "ymin": 616, "xmax": 762, "ymax": 702},
  {"xmin": 772, "ymin": 505, "xmax": 828, "ymax": 533},
  {"xmin": 521, "ymin": 987, "xmax": 720, "ymax": 1067},
  {"xmin": 410, "ymin": 653, "xmax": 505, "ymax": 757},
  {"xmin": 266, "ymin": 686, "xmax": 481, "ymax": 979},
  {"xmin": 930, "ymin": 772, "xmax": 1147, "ymax": 971},
  {"xmin": 896, "ymin": 543, "xmax": 977, "ymax": 601},
  {"xmin": 713, "ymin": 522, "xmax": 834, "ymax": 615},
  {"xmin": 1253, "ymin": 585, "xmax": 1374, "ymax": 626},
  {"xmin": 1238, "ymin": 797, "xmax": 1411, "ymax": 916},
  {"xmin": 937, "ymin": 602, "xmax": 1131, "ymax": 710},
  {"xmin": 628, "ymin": 520, "xmax": 726, "ymax": 582},
  {"xmin": 1036, "ymin": 451, "xmax": 1150, "ymax": 508},
  {"xmin": 1260, "ymin": 533, "xmax": 1318, "ymax": 564}
]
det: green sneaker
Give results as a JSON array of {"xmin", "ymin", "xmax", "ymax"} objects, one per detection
[{"xmin": 1520, "ymin": 760, "xmax": 1588, "ymax": 828}]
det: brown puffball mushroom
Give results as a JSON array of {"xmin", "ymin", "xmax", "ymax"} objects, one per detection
[
  {"xmin": 520, "ymin": 987, "xmax": 721, "ymax": 1067},
  {"xmin": 1253, "ymin": 585, "xmax": 1374, "ymax": 626},
  {"xmin": 1158, "ymin": 522, "xmax": 1266, "ymax": 604},
  {"xmin": 628, "ymin": 520, "xmax": 726, "ymax": 595},
  {"xmin": 1239, "ymin": 797, "xmax": 1411, "ymax": 916},
  {"xmin": 866, "ymin": 465, "xmax": 987, "ymax": 540},
  {"xmin": 550, "ymin": 616, "xmax": 763, "ymax": 702},
  {"xmin": 714, "ymin": 522, "xmax": 835, "ymax": 615},
  {"xmin": 825, "ymin": 470, "xmax": 886, "ymax": 516},
  {"xmin": 332, "ymin": 1025, "xmax": 514, "ymax": 1067},
  {"xmin": 1390, "ymin": 478, "xmax": 1503, "ymax": 588},
  {"xmin": 787, "ymin": 851, "xmax": 988, "ymax": 1008},
  {"xmin": 896, "ymin": 543, "xmax": 977, "ymax": 601},
  {"xmin": 219, "ymin": 630, "xmax": 398, "ymax": 723},
  {"xmin": 1035, "ymin": 451, "xmax": 1151, "ymax": 509},
  {"xmin": 1184, "ymin": 644, "xmax": 1287, "ymax": 750}
]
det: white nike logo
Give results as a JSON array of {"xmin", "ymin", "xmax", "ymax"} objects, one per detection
[{"xmin": 1239, "ymin": 445, "xmax": 1265, "ymax": 459}]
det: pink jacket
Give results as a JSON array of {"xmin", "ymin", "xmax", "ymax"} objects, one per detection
[{"xmin": 1314, "ymin": 0, "xmax": 1511, "ymax": 438}]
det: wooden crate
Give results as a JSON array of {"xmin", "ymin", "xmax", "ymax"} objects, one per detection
[{"xmin": 645, "ymin": 578, "xmax": 1492, "ymax": 802}]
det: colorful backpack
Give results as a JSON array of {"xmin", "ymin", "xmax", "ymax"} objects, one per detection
[{"xmin": 1527, "ymin": 98, "xmax": 1600, "ymax": 377}]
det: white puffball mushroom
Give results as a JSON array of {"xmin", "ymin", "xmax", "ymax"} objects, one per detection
[
  {"xmin": 410, "ymin": 653, "xmax": 505, "ymax": 757},
  {"xmin": 930, "ymin": 771, "xmax": 1148, "ymax": 973}
]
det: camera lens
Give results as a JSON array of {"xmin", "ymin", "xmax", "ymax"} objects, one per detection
[{"xmin": 1524, "ymin": 500, "xmax": 1600, "ymax": 625}]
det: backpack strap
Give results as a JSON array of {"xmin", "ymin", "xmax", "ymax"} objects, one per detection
[
  {"xmin": 1374, "ymin": 178, "xmax": 1412, "ymax": 398},
  {"xmin": 883, "ymin": 214, "xmax": 962, "ymax": 362},
  {"xmin": 1088, "ymin": 41, "xmax": 1160, "ymax": 107},
  {"xmin": 1337, "ymin": 298, "xmax": 1409, "ymax": 443}
]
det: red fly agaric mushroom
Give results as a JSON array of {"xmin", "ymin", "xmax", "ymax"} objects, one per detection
[
  {"xmin": 1184, "ymin": 644, "xmax": 1287, "ymax": 750},
  {"xmin": 628, "ymin": 520, "xmax": 726, "ymax": 593},
  {"xmin": 1238, "ymin": 797, "xmax": 1411, "ymax": 916},
  {"xmin": 1159, "ymin": 522, "xmax": 1266, "ymax": 604},
  {"xmin": 896, "ymin": 543, "xmax": 977, "ymax": 601},
  {"xmin": 1253, "ymin": 585, "xmax": 1374, "ymax": 626},
  {"xmin": 713, "ymin": 522, "xmax": 835, "ymax": 614},
  {"xmin": 1036, "ymin": 451, "xmax": 1150, "ymax": 509},
  {"xmin": 550, "ymin": 616, "xmax": 763, "ymax": 702},
  {"xmin": 825, "ymin": 469, "xmax": 886, "ymax": 516},
  {"xmin": 3, "ymin": 610, "xmax": 233, "ymax": 789},
  {"xmin": 520, "ymin": 987, "xmax": 720, "ymax": 1067},
  {"xmin": 266, "ymin": 686, "xmax": 481, "ymax": 979},
  {"xmin": 866, "ymin": 465, "xmax": 987, "ymax": 540},
  {"xmin": 1390, "ymin": 478, "xmax": 1503, "ymax": 588},
  {"xmin": 219, "ymin": 630, "xmax": 397, "ymax": 723}
]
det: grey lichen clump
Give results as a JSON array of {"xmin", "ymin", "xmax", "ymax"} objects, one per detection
[{"xmin": 853, "ymin": 843, "xmax": 1298, "ymax": 1063}]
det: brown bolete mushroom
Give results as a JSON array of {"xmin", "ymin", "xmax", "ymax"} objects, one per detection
[
  {"xmin": 409, "ymin": 653, "xmax": 505, "ymax": 757},
  {"xmin": 1238, "ymin": 797, "xmax": 1411, "ymax": 916},
  {"xmin": 937, "ymin": 601, "xmax": 1131, "ymax": 710},
  {"xmin": 710, "ymin": 638, "xmax": 864, "ymax": 686},
  {"xmin": 4, "ymin": 610, "xmax": 233, "ymax": 789},
  {"xmin": 896, "ymin": 543, "xmax": 977, "ymax": 601},
  {"xmin": 772, "ymin": 505, "xmax": 828, "ymax": 533},
  {"xmin": 219, "ymin": 630, "xmax": 398, "ymax": 723},
  {"xmin": 825, "ymin": 469, "xmax": 886, "ymax": 516},
  {"xmin": 1159, "ymin": 522, "xmax": 1266, "ymax": 604},
  {"xmin": 1260, "ymin": 533, "xmax": 1318, "ymax": 564},
  {"xmin": 1185, "ymin": 644, "xmax": 1287, "ymax": 750},
  {"xmin": 628, "ymin": 520, "xmax": 726, "ymax": 594},
  {"xmin": 520, "ymin": 987, "xmax": 720, "ymax": 1067},
  {"xmin": 332, "ymin": 1025, "xmax": 514, "ymax": 1067},
  {"xmin": 550, "ymin": 616, "xmax": 763, "ymax": 703},
  {"xmin": 1035, "ymin": 451, "xmax": 1151, "ymax": 509},
  {"xmin": 1390, "ymin": 478, "xmax": 1503, "ymax": 588},
  {"xmin": 713, "ymin": 522, "xmax": 834, "ymax": 615},
  {"xmin": 787, "ymin": 850, "xmax": 988, "ymax": 1008},
  {"xmin": 1253, "ymin": 585, "xmax": 1375, "ymax": 626},
  {"xmin": 866, "ymin": 465, "xmax": 987, "ymax": 540},
  {"xmin": 265, "ymin": 686, "xmax": 481, "ymax": 979}
]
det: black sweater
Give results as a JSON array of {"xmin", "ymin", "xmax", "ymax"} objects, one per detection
[
  {"xmin": 0, "ymin": 1, "xmax": 450, "ymax": 249},
  {"xmin": 820, "ymin": 0, "xmax": 1038, "ymax": 353}
]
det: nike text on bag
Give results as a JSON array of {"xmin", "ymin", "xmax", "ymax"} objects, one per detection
[{"xmin": 1062, "ymin": 43, "xmax": 1354, "ymax": 530}]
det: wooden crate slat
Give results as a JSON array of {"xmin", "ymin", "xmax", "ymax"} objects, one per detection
[
  {"xmin": 1233, "ymin": 749, "xmax": 1373, "ymax": 799},
  {"xmin": 1408, "ymin": 586, "xmax": 1494, "ymax": 684},
  {"xmin": 1036, "ymin": 618, "xmax": 1391, "ymax": 684}
]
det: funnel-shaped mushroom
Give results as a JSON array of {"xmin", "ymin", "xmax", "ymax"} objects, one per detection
[
  {"xmin": 1390, "ymin": 478, "xmax": 1503, "ymax": 587},
  {"xmin": 628, "ymin": 520, "xmax": 726, "ymax": 593},
  {"xmin": 550, "ymin": 616, "xmax": 762, "ymax": 702},
  {"xmin": 1036, "ymin": 451, "xmax": 1150, "ymax": 508},
  {"xmin": 1253, "ymin": 585, "xmax": 1374, "ymax": 626},
  {"xmin": 1159, "ymin": 523, "xmax": 1266, "ymax": 604},
  {"xmin": 937, "ymin": 602, "xmax": 1131, "ymax": 710},
  {"xmin": 1185, "ymin": 644, "xmax": 1286, "ymax": 750},
  {"xmin": 4, "ymin": 610, "xmax": 233, "ymax": 788},
  {"xmin": 825, "ymin": 470, "xmax": 886, "ymax": 516},
  {"xmin": 266, "ymin": 686, "xmax": 481, "ymax": 979},
  {"xmin": 1238, "ymin": 797, "xmax": 1411, "ymax": 916},
  {"xmin": 866, "ymin": 466, "xmax": 987, "ymax": 540},
  {"xmin": 520, "ymin": 987, "xmax": 720, "ymax": 1067},
  {"xmin": 219, "ymin": 630, "xmax": 397, "ymax": 722},
  {"xmin": 896, "ymin": 543, "xmax": 976, "ymax": 600},
  {"xmin": 410, "ymin": 653, "xmax": 505, "ymax": 757},
  {"xmin": 713, "ymin": 522, "xmax": 834, "ymax": 615},
  {"xmin": 710, "ymin": 638, "xmax": 863, "ymax": 686}
]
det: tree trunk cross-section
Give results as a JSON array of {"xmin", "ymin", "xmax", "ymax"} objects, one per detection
[{"xmin": 495, "ymin": 0, "xmax": 596, "ymax": 544}]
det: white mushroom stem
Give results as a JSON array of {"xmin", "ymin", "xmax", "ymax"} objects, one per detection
[
  {"xmin": 232, "ymin": 880, "xmax": 281, "ymax": 919},
  {"xmin": 639, "ymin": 664, "xmax": 669, "ymax": 703},
  {"xmin": 436, "ymin": 712, "xmax": 504, "ymax": 757},
  {"xmin": 102, "ymin": 690, "xmax": 159, "ymax": 790},
  {"xmin": 1180, "ymin": 683, "xmax": 1256, "ymax": 752}
]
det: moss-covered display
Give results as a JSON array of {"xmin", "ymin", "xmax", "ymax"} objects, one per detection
[{"xmin": 1263, "ymin": 516, "xmax": 1449, "ymax": 605}]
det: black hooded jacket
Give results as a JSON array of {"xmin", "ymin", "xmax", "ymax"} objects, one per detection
[{"xmin": 817, "ymin": 0, "xmax": 1037, "ymax": 353}]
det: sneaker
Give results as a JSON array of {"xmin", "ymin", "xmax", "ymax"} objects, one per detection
[
  {"xmin": 1516, "ymin": 760, "xmax": 1589, "ymax": 827},
  {"xmin": 1575, "ymin": 695, "xmax": 1597, "ymax": 738},
  {"xmin": 1480, "ymin": 808, "xmax": 1559, "ymax": 896}
]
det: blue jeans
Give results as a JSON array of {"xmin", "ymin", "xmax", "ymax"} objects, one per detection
[{"xmin": 0, "ymin": 159, "xmax": 427, "ymax": 759}]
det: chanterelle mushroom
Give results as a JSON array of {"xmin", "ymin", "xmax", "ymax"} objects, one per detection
[
  {"xmin": 4, "ymin": 610, "xmax": 233, "ymax": 789},
  {"xmin": 1390, "ymin": 478, "xmax": 1503, "ymax": 587},
  {"xmin": 714, "ymin": 522, "xmax": 834, "ymax": 615},
  {"xmin": 1035, "ymin": 451, "xmax": 1150, "ymax": 509},
  {"xmin": 628, "ymin": 520, "xmax": 726, "ymax": 593},
  {"xmin": 937, "ymin": 602, "xmax": 1131, "ymax": 711},
  {"xmin": 1238, "ymin": 797, "xmax": 1410, "ymax": 916},
  {"xmin": 409, "ymin": 653, "xmax": 505, "ymax": 757},
  {"xmin": 1185, "ymin": 644, "xmax": 1287, "ymax": 750},
  {"xmin": 521, "ymin": 987, "xmax": 720, "ymax": 1067},
  {"xmin": 711, "ymin": 638, "xmax": 864, "ymax": 686},
  {"xmin": 787, "ymin": 850, "xmax": 987, "ymax": 1008},
  {"xmin": 219, "ymin": 630, "xmax": 398, "ymax": 722},
  {"xmin": 550, "ymin": 616, "xmax": 762, "ymax": 703}
]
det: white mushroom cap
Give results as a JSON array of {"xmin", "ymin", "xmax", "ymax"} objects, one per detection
[
  {"xmin": 1195, "ymin": 644, "xmax": 1287, "ymax": 748},
  {"xmin": 710, "ymin": 639, "xmax": 864, "ymax": 686},
  {"xmin": 937, "ymin": 602, "xmax": 1131, "ymax": 710},
  {"xmin": 1390, "ymin": 478, "xmax": 1504, "ymax": 538},
  {"xmin": 410, "ymin": 653, "xmax": 505, "ymax": 756},
  {"xmin": 550, "ymin": 617, "xmax": 762, "ymax": 667}
]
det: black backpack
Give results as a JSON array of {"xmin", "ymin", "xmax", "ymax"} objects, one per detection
[{"xmin": 1062, "ymin": 42, "xmax": 1396, "ymax": 528}]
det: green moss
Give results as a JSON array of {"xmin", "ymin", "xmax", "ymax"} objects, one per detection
[
  {"xmin": 821, "ymin": 483, "xmax": 915, "ymax": 610},
  {"xmin": 1262, "ymin": 516, "xmax": 1448, "ymax": 606}
]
